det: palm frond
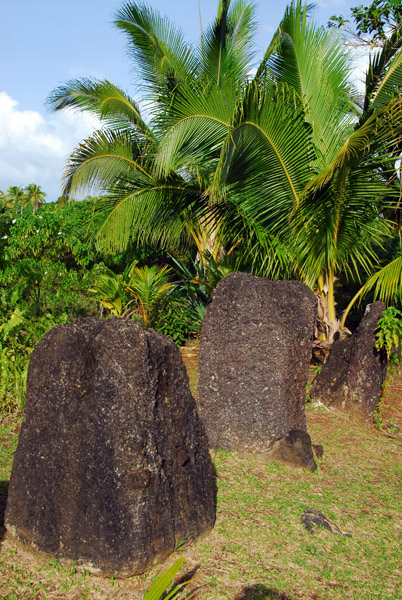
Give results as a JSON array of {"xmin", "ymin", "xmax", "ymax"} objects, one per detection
[
  {"xmin": 47, "ymin": 78, "xmax": 152, "ymax": 137},
  {"xmin": 155, "ymin": 81, "xmax": 237, "ymax": 177},
  {"xmin": 341, "ymin": 254, "xmax": 402, "ymax": 327},
  {"xmin": 265, "ymin": 1, "xmax": 356, "ymax": 168},
  {"xmin": 94, "ymin": 181, "xmax": 205, "ymax": 253},
  {"xmin": 61, "ymin": 128, "xmax": 155, "ymax": 196},
  {"xmin": 115, "ymin": 2, "xmax": 198, "ymax": 100},
  {"xmin": 196, "ymin": 0, "xmax": 257, "ymax": 86},
  {"xmin": 363, "ymin": 29, "xmax": 402, "ymax": 116},
  {"xmin": 217, "ymin": 80, "xmax": 315, "ymax": 229},
  {"xmin": 305, "ymin": 97, "xmax": 402, "ymax": 194}
]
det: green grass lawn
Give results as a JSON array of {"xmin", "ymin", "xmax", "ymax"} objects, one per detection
[{"xmin": 0, "ymin": 356, "xmax": 401, "ymax": 599}]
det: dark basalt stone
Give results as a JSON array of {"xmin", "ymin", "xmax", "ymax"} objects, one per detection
[
  {"xmin": 198, "ymin": 273, "xmax": 317, "ymax": 454},
  {"xmin": 267, "ymin": 429, "xmax": 317, "ymax": 471},
  {"xmin": 301, "ymin": 509, "xmax": 352, "ymax": 537},
  {"xmin": 5, "ymin": 319, "xmax": 215, "ymax": 576},
  {"xmin": 310, "ymin": 302, "xmax": 387, "ymax": 418}
]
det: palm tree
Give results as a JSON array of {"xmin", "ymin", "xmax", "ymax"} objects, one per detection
[
  {"xmin": 157, "ymin": 2, "xmax": 402, "ymax": 345},
  {"xmin": 0, "ymin": 190, "xmax": 13, "ymax": 215},
  {"xmin": 48, "ymin": 0, "xmax": 402, "ymax": 347},
  {"xmin": 47, "ymin": 0, "xmax": 258, "ymax": 260},
  {"xmin": 125, "ymin": 263, "xmax": 173, "ymax": 325},
  {"xmin": 7, "ymin": 186, "xmax": 26, "ymax": 218},
  {"xmin": 25, "ymin": 184, "xmax": 46, "ymax": 213}
]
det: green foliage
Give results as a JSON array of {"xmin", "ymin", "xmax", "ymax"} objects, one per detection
[
  {"xmin": 143, "ymin": 558, "xmax": 189, "ymax": 600},
  {"xmin": 149, "ymin": 251, "xmax": 237, "ymax": 345},
  {"xmin": 375, "ymin": 306, "xmax": 402, "ymax": 360},
  {"xmin": 125, "ymin": 263, "xmax": 173, "ymax": 325},
  {"xmin": 89, "ymin": 267, "xmax": 127, "ymax": 317},
  {"xmin": 47, "ymin": 0, "xmax": 402, "ymax": 346},
  {"xmin": 151, "ymin": 292, "xmax": 205, "ymax": 346},
  {"xmin": 0, "ymin": 199, "xmax": 108, "ymax": 413},
  {"xmin": 353, "ymin": 0, "xmax": 402, "ymax": 40},
  {"xmin": 374, "ymin": 306, "xmax": 402, "ymax": 428},
  {"xmin": 89, "ymin": 261, "xmax": 174, "ymax": 325},
  {"xmin": 171, "ymin": 252, "xmax": 237, "ymax": 303},
  {"xmin": 4, "ymin": 201, "xmax": 100, "ymax": 267},
  {"xmin": 0, "ymin": 309, "xmax": 69, "ymax": 413},
  {"xmin": 329, "ymin": 0, "xmax": 402, "ymax": 43}
]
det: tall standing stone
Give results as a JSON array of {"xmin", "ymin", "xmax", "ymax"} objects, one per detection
[
  {"xmin": 198, "ymin": 273, "xmax": 317, "ymax": 454},
  {"xmin": 6, "ymin": 319, "xmax": 215, "ymax": 576},
  {"xmin": 310, "ymin": 302, "xmax": 387, "ymax": 417}
]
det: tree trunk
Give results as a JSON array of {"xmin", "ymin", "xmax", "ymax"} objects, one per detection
[
  {"xmin": 192, "ymin": 214, "xmax": 224, "ymax": 268},
  {"xmin": 313, "ymin": 271, "xmax": 347, "ymax": 362}
]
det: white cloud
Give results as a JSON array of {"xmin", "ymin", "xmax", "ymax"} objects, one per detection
[
  {"xmin": 0, "ymin": 92, "xmax": 99, "ymax": 201},
  {"xmin": 350, "ymin": 46, "xmax": 370, "ymax": 94}
]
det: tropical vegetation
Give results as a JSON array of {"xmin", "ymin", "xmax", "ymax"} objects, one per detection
[
  {"xmin": 47, "ymin": 0, "xmax": 402, "ymax": 355},
  {"xmin": 1, "ymin": 3, "xmax": 402, "ymax": 598},
  {"xmin": 0, "ymin": 196, "xmax": 211, "ymax": 411},
  {"xmin": 2, "ymin": 0, "xmax": 402, "ymax": 410}
]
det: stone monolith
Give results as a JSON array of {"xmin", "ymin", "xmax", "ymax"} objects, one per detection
[
  {"xmin": 198, "ymin": 273, "xmax": 317, "ymax": 454},
  {"xmin": 6, "ymin": 319, "xmax": 215, "ymax": 576},
  {"xmin": 310, "ymin": 302, "xmax": 387, "ymax": 417}
]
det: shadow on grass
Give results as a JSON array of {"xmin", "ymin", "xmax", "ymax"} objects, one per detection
[
  {"xmin": 234, "ymin": 584, "xmax": 294, "ymax": 600},
  {"xmin": 0, "ymin": 480, "xmax": 9, "ymax": 542}
]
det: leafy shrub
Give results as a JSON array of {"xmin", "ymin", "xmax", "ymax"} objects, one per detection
[
  {"xmin": 375, "ymin": 306, "xmax": 402, "ymax": 362},
  {"xmin": 0, "ymin": 310, "xmax": 69, "ymax": 413},
  {"xmin": 151, "ymin": 292, "xmax": 205, "ymax": 346},
  {"xmin": 374, "ymin": 306, "xmax": 402, "ymax": 429}
]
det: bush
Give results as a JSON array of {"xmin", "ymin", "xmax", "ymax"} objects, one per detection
[
  {"xmin": 0, "ymin": 310, "xmax": 69, "ymax": 413},
  {"xmin": 151, "ymin": 293, "xmax": 205, "ymax": 346}
]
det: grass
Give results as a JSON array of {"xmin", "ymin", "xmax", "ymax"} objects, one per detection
[{"xmin": 0, "ymin": 350, "xmax": 402, "ymax": 599}]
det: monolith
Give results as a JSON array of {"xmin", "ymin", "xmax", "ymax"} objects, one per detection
[
  {"xmin": 6, "ymin": 319, "xmax": 215, "ymax": 576},
  {"xmin": 310, "ymin": 302, "xmax": 387, "ymax": 417},
  {"xmin": 198, "ymin": 273, "xmax": 317, "ymax": 454}
]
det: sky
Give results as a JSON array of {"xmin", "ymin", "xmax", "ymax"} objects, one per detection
[{"xmin": 0, "ymin": 0, "xmax": 363, "ymax": 201}]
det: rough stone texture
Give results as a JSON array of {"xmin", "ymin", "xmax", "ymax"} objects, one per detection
[
  {"xmin": 301, "ymin": 509, "xmax": 352, "ymax": 537},
  {"xmin": 310, "ymin": 302, "xmax": 387, "ymax": 418},
  {"xmin": 312, "ymin": 444, "xmax": 324, "ymax": 459},
  {"xmin": 198, "ymin": 273, "xmax": 317, "ymax": 453},
  {"xmin": 5, "ymin": 319, "xmax": 215, "ymax": 577},
  {"xmin": 267, "ymin": 429, "xmax": 317, "ymax": 471}
]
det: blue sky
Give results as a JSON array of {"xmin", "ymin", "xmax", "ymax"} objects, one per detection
[{"xmin": 0, "ymin": 0, "xmax": 360, "ymax": 201}]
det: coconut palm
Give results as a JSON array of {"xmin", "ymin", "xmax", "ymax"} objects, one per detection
[
  {"xmin": 25, "ymin": 184, "xmax": 46, "ymax": 213},
  {"xmin": 235, "ymin": 5, "xmax": 402, "ymax": 342},
  {"xmin": 125, "ymin": 263, "xmax": 173, "ymax": 325},
  {"xmin": 48, "ymin": 0, "xmax": 402, "ymax": 347},
  {"xmin": 47, "ymin": 0, "xmax": 259, "ymax": 260},
  {"xmin": 7, "ymin": 186, "xmax": 26, "ymax": 217},
  {"xmin": 158, "ymin": 1, "xmax": 402, "ymax": 345},
  {"xmin": 331, "ymin": 22, "xmax": 402, "ymax": 322},
  {"xmin": 0, "ymin": 191, "xmax": 14, "ymax": 215}
]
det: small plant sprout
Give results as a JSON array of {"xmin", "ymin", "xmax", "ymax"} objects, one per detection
[{"xmin": 142, "ymin": 557, "xmax": 190, "ymax": 600}]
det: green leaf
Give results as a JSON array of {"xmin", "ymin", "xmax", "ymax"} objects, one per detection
[{"xmin": 143, "ymin": 557, "xmax": 186, "ymax": 600}]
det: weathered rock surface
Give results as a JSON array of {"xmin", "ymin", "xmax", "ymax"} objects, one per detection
[
  {"xmin": 310, "ymin": 302, "xmax": 387, "ymax": 417},
  {"xmin": 6, "ymin": 319, "xmax": 215, "ymax": 576},
  {"xmin": 267, "ymin": 429, "xmax": 317, "ymax": 471},
  {"xmin": 198, "ymin": 273, "xmax": 317, "ymax": 454},
  {"xmin": 301, "ymin": 509, "xmax": 352, "ymax": 537}
]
